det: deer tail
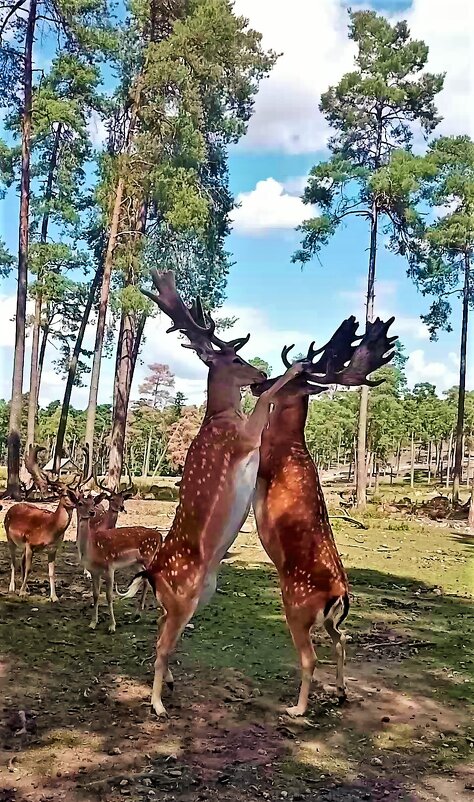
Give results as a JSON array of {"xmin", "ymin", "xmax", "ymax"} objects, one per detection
[{"xmin": 118, "ymin": 570, "xmax": 155, "ymax": 599}]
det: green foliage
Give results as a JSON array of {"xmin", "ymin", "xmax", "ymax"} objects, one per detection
[{"xmin": 293, "ymin": 9, "xmax": 443, "ymax": 266}]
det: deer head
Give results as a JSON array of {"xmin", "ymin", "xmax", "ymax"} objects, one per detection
[
  {"xmin": 94, "ymin": 464, "xmax": 135, "ymax": 513},
  {"xmin": 142, "ymin": 269, "xmax": 267, "ymax": 388},
  {"xmin": 252, "ymin": 316, "xmax": 397, "ymax": 399}
]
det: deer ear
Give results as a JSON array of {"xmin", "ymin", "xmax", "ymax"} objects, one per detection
[{"xmin": 94, "ymin": 492, "xmax": 108, "ymax": 504}]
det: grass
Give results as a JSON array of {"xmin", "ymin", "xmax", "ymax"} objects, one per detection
[{"xmin": 0, "ymin": 489, "xmax": 473, "ymax": 802}]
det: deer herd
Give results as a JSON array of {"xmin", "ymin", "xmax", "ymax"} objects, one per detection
[{"xmin": 1, "ymin": 269, "xmax": 396, "ymax": 719}]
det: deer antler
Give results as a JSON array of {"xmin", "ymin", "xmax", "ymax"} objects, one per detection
[
  {"xmin": 304, "ymin": 317, "xmax": 397, "ymax": 389},
  {"xmin": 142, "ymin": 269, "xmax": 251, "ymax": 361},
  {"xmin": 24, "ymin": 445, "xmax": 50, "ymax": 495}
]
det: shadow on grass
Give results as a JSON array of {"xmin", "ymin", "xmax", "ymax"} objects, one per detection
[{"xmin": 0, "ymin": 543, "xmax": 473, "ymax": 801}]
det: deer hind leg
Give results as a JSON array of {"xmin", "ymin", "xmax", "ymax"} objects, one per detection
[
  {"xmin": 139, "ymin": 579, "xmax": 148, "ymax": 611},
  {"xmin": 47, "ymin": 549, "xmax": 59, "ymax": 603},
  {"xmin": 323, "ymin": 596, "xmax": 349, "ymax": 702},
  {"xmin": 18, "ymin": 544, "xmax": 33, "ymax": 597},
  {"xmin": 151, "ymin": 597, "xmax": 199, "ymax": 718},
  {"xmin": 105, "ymin": 567, "xmax": 116, "ymax": 633},
  {"xmin": 8, "ymin": 542, "xmax": 17, "ymax": 592},
  {"xmin": 89, "ymin": 573, "xmax": 102, "ymax": 629},
  {"xmin": 285, "ymin": 607, "xmax": 317, "ymax": 717}
]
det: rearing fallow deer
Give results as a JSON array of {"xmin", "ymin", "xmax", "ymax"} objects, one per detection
[
  {"xmin": 123, "ymin": 269, "xmax": 308, "ymax": 716},
  {"xmin": 252, "ymin": 317, "xmax": 396, "ymax": 716},
  {"xmin": 5, "ymin": 478, "xmax": 81, "ymax": 602}
]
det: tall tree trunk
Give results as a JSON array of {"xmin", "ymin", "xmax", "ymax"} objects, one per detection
[
  {"xmin": 107, "ymin": 311, "xmax": 146, "ymax": 490},
  {"xmin": 53, "ymin": 264, "xmax": 103, "ymax": 473},
  {"xmin": 446, "ymin": 430, "xmax": 454, "ymax": 490},
  {"xmin": 396, "ymin": 441, "xmax": 401, "ymax": 477},
  {"xmin": 142, "ymin": 428, "xmax": 153, "ymax": 478},
  {"xmin": 26, "ymin": 124, "xmax": 62, "ymax": 450},
  {"xmin": 6, "ymin": 0, "xmax": 37, "ymax": 499},
  {"xmin": 453, "ymin": 254, "xmax": 470, "ymax": 503},
  {"xmin": 83, "ymin": 177, "xmax": 125, "ymax": 470},
  {"xmin": 469, "ymin": 475, "xmax": 474, "ymax": 531},
  {"xmin": 427, "ymin": 441, "xmax": 432, "ymax": 484},
  {"xmin": 410, "ymin": 430, "xmax": 415, "ymax": 489},
  {"xmin": 356, "ymin": 201, "xmax": 378, "ymax": 508},
  {"xmin": 437, "ymin": 439, "xmax": 443, "ymax": 479},
  {"xmin": 374, "ymin": 461, "xmax": 380, "ymax": 495}
]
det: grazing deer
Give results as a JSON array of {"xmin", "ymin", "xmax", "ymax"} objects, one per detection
[
  {"xmin": 5, "ymin": 480, "xmax": 81, "ymax": 602},
  {"xmin": 122, "ymin": 269, "xmax": 309, "ymax": 717},
  {"xmin": 252, "ymin": 317, "xmax": 396, "ymax": 716},
  {"xmin": 75, "ymin": 493, "xmax": 163, "ymax": 632}
]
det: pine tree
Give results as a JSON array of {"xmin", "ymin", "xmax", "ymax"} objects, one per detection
[{"xmin": 293, "ymin": 9, "xmax": 444, "ymax": 507}]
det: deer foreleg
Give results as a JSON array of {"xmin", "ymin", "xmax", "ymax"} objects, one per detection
[
  {"xmin": 324, "ymin": 612, "xmax": 347, "ymax": 702},
  {"xmin": 47, "ymin": 549, "xmax": 59, "ymax": 603},
  {"xmin": 285, "ymin": 608, "xmax": 317, "ymax": 717},
  {"xmin": 139, "ymin": 579, "xmax": 148, "ymax": 611},
  {"xmin": 151, "ymin": 598, "xmax": 198, "ymax": 717},
  {"xmin": 246, "ymin": 363, "xmax": 304, "ymax": 443},
  {"xmin": 18, "ymin": 544, "xmax": 33, "ymax": 597},
  {"xmin": 8, "ymin": 542, "xmax": 16, "ymax": 592},
  {"xmin": 89, "ymin": 573, "xmax": 101, "ymax": 630},
  {"xmin": 105, "ymin": 567, "xmax": 116, "ymax": 633}
]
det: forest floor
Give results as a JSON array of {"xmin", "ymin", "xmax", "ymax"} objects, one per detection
[{"xmin": 0, "ymin": 482, "xmax": 473, "ymax": 802}]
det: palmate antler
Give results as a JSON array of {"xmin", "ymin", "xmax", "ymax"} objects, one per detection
[
  {"xmin": 303, "ymin": 316, "xmax": 397, "ymax": 389},
  {"xmin": 142, "ymin": 269, "xmax": 251, "ymax": 363}
]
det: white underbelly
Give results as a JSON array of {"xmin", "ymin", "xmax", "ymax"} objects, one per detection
[{"xmin": 214, "ymin": 449, "xmax": 260, "ymax": 562}]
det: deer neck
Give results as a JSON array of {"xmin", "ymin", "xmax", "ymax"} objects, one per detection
[
  {"xmin": 76, "ymin": 515, "xmax": 91, "ymax": 561},
  {"xmin": 267, "ymin": 396, "xmax": 309, "ymax": 449},
  {"xmin": 203, "ymin": 372, "xmax": 242, "ymax": 421},
  {"xmin": 53, "ymin": 498, "xmax": 74, "ymax": 532}
]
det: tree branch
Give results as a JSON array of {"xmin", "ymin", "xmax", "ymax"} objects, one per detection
[{"xmin": 0, "ymin": 0, "xmax": 28, "ymax": 38}]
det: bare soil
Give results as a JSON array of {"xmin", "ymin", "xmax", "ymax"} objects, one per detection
[{"xmin": 0, "ymin": 494, "xmax": 473, "ymax": 802}]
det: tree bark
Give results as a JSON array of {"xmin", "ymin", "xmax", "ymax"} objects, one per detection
[
  {"xmin": 6, "ymin": 0, "xmax": 37, "ymax": 499},
  {"xmin": 107, "ymin": 311, "xmax": 146, "ymax": 490},
  {"xmin": 446, "ymin": 430, "xmax": 454, "ymax": 490},
  {"xmin": 469, "ymin": 475, "xmax": 474, "ymax": 532},
  {"xmin": 53, "ymin": 264, "xmax": 103, "ymax": 474},
  {"xmin": 453, "ymin": 253, "xmax": 470, "ymax": 503},
  {"xmin": 26, "ymin": 123, "xmax": 62, "ymax": 450},
  {"xmin": 142, "ymin": 427, "xmax": 153, "ymax": 478},
  {"xmin": 83, "ymin": 177, "xmax": 125, "ymax": 471},
  {"xmin": 356, "ymin": 200, "xmax": 378, "ymax": 508},
  {"xmin": 427, "ymin": 440, "xmax": 432, "ymax": 484},
  {"xmin": 410, "ymin": 430, "xmax": 415, "ymax": 489}
]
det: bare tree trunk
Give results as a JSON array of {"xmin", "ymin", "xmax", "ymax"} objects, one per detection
[
  {"xmin": 26, "ymin": 123, "xmax": 62, "ymax": 451},
  {"xmin": 437, "ymin": 439, "xmax": 443, "ymax": 480},
  {"xmin": 427, "ymin": 441, "xmax": 432, "ymax": 484},
  {"xmin": 53, "ymin": 264, "xmax": 103, "ymax": 474},
  {"xmin": 410, "ymin": 431, "xmax": 415, "ymax": 489},
  {"xmin": 469, "ymin": 475, "xmax": 474, "ymax": 531},
  {"xmin": 83, "ymin": 177, "xmax": 125, "ymax": 469},
  {"xmin": 367, "ymin": 451, "xmax": 373, "ymax": 489},
  {"xmin": 6, "ymin": 0, "xmax": 37, "ymax": 499},
  {"xmin": 374, "ymin": 461, "xmax": 380, "ymax": 495},
  {"xmin": 355, "ymin": 203, "xmax": 378, "ymax": 508},
  {"xmin": 446, "ymin": 430, "xmax": 454, "ymax": 490},
  {"xmin": 107, "ymin": 311, "xmax": 146, "ymax": 490},
  {"xmin": 453, "ymin": 253, "xmax": 470, "ymax": 503},
  {"xmin": 142, "ymin": 428, "xmax": 153, "ymax": 478}
]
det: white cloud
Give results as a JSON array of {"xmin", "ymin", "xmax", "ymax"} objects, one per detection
[
  {"xmin": 337, "ymin": 278, "xmax": 430, "ymax": 341},
  {"xmin": 235, "ymin": 0, "xmax": 354, "ymax": 153},
  {"xmin": 406, "ymin": 348, "xmax": 458, "ymax": 392},
  {"xmin": 230, "ymin": 177, "xmax": 314, "ymax": 235},
  {"xmin": 87, "ymin": 111, "xmax": 108, "ymax": 147},
  {"xmin": 235, "ymin": 0, "xmax": 473, "ymax": 154}
]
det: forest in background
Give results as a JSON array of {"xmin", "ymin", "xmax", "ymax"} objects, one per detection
[{"xmin": 0, "ymin": 2, "xmax": 472, "ymax": 506}]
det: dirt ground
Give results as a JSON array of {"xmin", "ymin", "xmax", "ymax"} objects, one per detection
[{"xmin": 0, "ymin": 491, "xmax": 473, "ymax": 802}]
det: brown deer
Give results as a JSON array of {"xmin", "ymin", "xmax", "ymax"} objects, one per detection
[
  {"xmin": 5, "ymin": 478, "xmax": 81, "ymax": 602},
  {"xmin": 252, "ymin": 317, "xmax": 396, "ymax": 716},
  {"xmin": 78, "ymin": 469, "xmax": 135, "ymax": 579},
  {"xmin": 122, "ymin": 269, "xmax": 307, "ymax": 716},
  {"xmin": 75, "ymin": 493, "xmax": 163, "ymax": 632}
]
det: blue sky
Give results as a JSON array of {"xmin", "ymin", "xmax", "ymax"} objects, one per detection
[{"xmin": 1, "ymin": 0, "xmax": 472, "ymax": 407}]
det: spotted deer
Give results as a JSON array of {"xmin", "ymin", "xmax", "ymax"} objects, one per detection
[
  {"xmin": 252, "ymin": 316, "xmax": 397, "ymax": 716},
  {"xmin": 5, "ymin": 477, "xmax": 81, "ymax": 602},
  {"xmin": 122, "ymin": 269, "xmax": 308, "ymax": 716},
  {"xmin": 78, "ymin": 469, "xmax": 136, "ymax": 579},
  {"xmin": 75, "ymin": 493, "xmax": 163, "ymax": 632}
]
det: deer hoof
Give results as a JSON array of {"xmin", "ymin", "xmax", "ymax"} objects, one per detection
[
  {"xmin": 151, "ymin": 699, "xmax": 168, "ymax": 718},
  {"xmin": 8, "ymin": 584, "xmax": 15, "ymax": 593},
  {"xmin": 18, "ymin": 590, "xmax": 27, "ymax": 598},
  {"xmin": 108, "ymin": 625, "xmax": 116, "ymax": 634},
  {"xmin": 285, "ymin": 704, "xmax": 307, "ymax": 718},
  {"xmin": 337, "ymin": 688, "xmax": 348, "ymax": 705},
  {"xmin": 50, "ymin": 595, "xmax": 59, "ymax": 603},
  {"xmin": 89, "ymin": 621, "xmax": 97, "ymax": 630}
]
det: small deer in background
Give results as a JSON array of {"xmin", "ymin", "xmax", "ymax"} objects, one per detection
[
  {"xmin": 122, "ymin": 269, "xmax": 309, "ymax": 717},
  {"xmin": 252, "ymin": 317, "xmax": 396, "ymax": 716},
  {"xmin": 78, "ymin": 469, "xmax": 135, "ymax": 579},
  {"xmin": 5, "ymin": 478, "xmax": 81, "ymax": 602},
  {"xmin": 76, "ymin": 493, "xmax": 163, "ymax": 632}
]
